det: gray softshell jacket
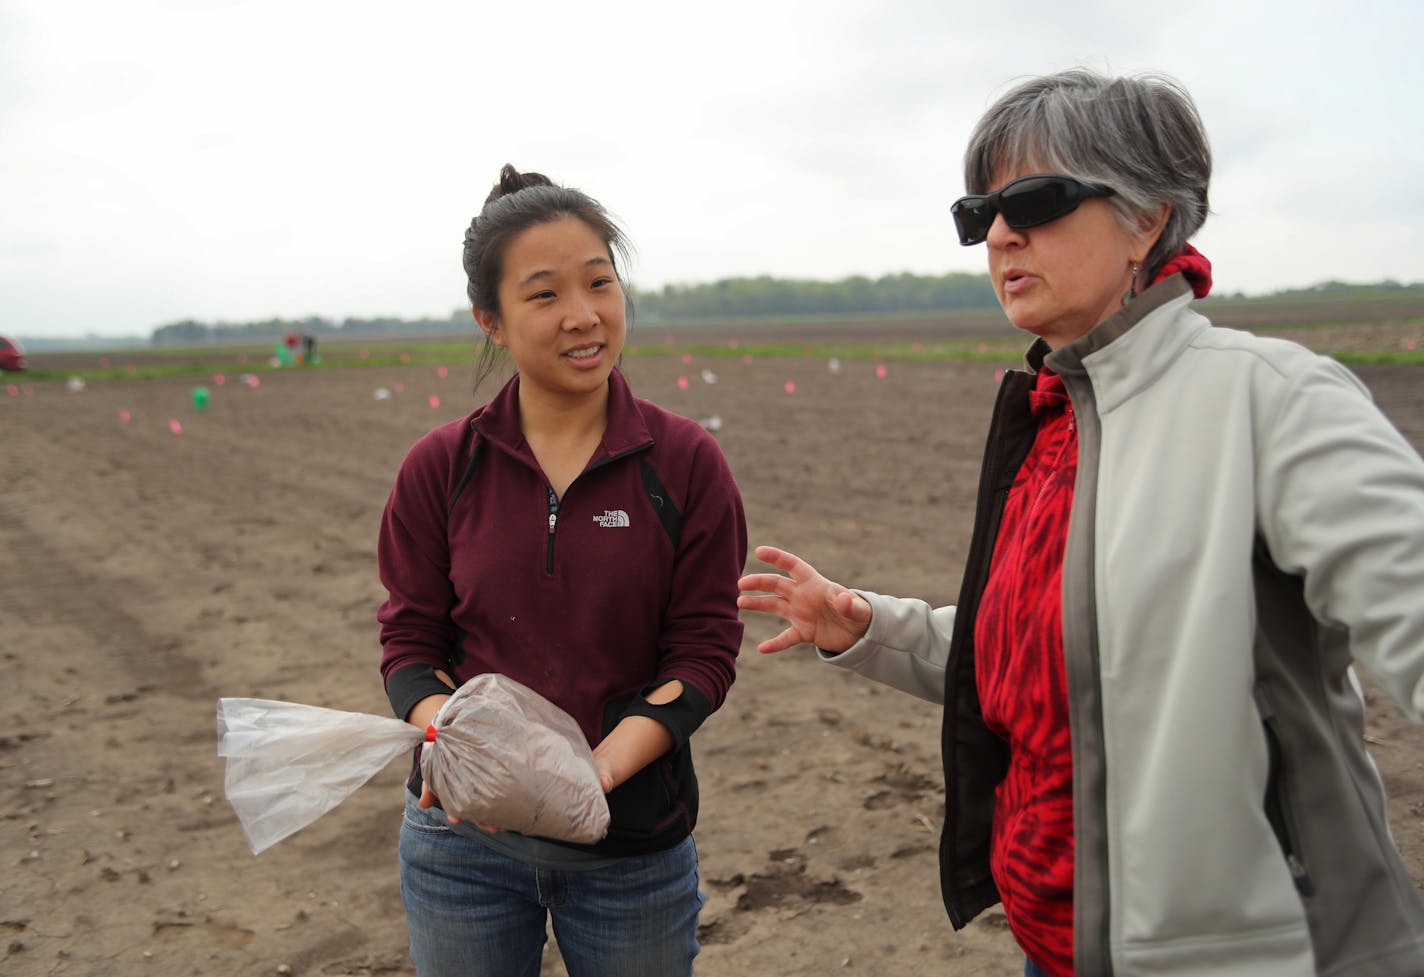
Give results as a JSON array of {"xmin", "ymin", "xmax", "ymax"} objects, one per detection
[{"xmin": 825, "ymin": 277, "xmax": 1424, "ymax": 976}]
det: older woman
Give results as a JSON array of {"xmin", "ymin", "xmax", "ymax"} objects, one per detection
[{"xmin": 738, "ymin": 70, "xmax": 1424, "ymax": 977}]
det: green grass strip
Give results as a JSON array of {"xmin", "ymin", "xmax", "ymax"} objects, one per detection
[{"xmin": 12, "ymin": 336, "xmax": 1422, "ymax": 383}]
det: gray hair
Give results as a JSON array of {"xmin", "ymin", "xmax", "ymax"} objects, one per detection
[{"xmin": 963, "ymin": 69, "xmax": 1211, "ymax": 279}]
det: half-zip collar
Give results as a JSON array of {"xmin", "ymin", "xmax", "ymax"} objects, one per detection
[
  {"xmin": 468, "ymin": 370, "xmax": 656, "ymax": 578},
  {"xmin": 468, "ymin": 367, "xmax": 656, "ymax": 470}
]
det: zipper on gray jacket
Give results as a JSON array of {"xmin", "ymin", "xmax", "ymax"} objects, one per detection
[
  {"xmin": 1056, "ymin": 368, "xmax": 1115, "ymax": 977},
  {"xmin": 1254, "ymin": 684, "xmax": 1316, "ymax": 896}
]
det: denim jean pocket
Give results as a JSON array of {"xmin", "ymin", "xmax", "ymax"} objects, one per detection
[{"xmin": 401, "ymin": 792, "xmax": 457, "ymax": 834}]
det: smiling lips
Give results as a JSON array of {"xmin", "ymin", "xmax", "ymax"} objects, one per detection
[{"xmin": 563, "ymin": 343, "xmax": 604, "ymax": 365}]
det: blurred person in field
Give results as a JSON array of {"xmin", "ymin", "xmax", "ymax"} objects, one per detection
[
  {"xmin": 377, "ymin": 165, "xmax": 747, "ymax": 977},
  {"xmin": 738, "ymin": 69, "xmax": 1424, "ymax": 977}
]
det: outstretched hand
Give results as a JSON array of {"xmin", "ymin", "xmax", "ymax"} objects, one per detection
[{"xmin": 737, "ymin": 545, "xmax": 872, "ymax": 655}]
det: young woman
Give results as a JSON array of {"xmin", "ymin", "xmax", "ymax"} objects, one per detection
[
  {"xmin": 377, "ymin": 165, "xmax": 747, "ymax": 977},
  {"xmin": 739, "ymin": 70, "xmax": 1424, "ymax": 977}
]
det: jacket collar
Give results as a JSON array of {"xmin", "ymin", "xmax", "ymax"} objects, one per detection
[
  {"xmin": 470, "ymin": 367, "xmax": 654, "ymax": 460},
  {"xmin": 1039, "ymin": 273, "xmax": 1207, "ymax": 413}
]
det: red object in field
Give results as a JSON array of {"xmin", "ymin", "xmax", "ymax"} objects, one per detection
[{"xmin": 0, "ymin": 335, "xmax": 27, "ymax": 372}]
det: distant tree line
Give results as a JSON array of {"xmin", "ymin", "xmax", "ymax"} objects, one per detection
[
  {"xmin": 151, "ymin": 311, "xmax": 470, "ymax": 346},
  {"xmin": 632, "ymin": 272, "xmax": 999, "ymax": 321},
  {"xmin": 150, "ymin": 272, "xmax": 1001, "ymax": 345},
  {"xmin": 148, "ymin": 274, "xmax": 1424, "ymax": 346}
]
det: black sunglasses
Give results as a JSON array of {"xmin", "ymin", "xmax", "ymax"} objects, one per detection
[{"xmin": 951, "ymin": 174, "xmax": 1116, "ymax": 246}]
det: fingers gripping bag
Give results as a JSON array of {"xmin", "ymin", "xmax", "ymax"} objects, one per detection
[
  {"xmin": 216, "ymin": 673, "xmax": 609, "ymax": 854},
  {"xmin": 421, "ymin": 674, "xmax": 610, "ymax": 844}
]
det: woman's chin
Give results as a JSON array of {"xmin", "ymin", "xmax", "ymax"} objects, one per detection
[{"xmin": 1004, "ymin": 311, "xmax": 1048, "ymax": 339}]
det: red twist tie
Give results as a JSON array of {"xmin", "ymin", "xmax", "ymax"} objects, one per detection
[{"xmin": 425, "ymin": 725, "xmax": 438, "ymax": 742}]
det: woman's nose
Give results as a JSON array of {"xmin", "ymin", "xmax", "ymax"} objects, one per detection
[
  {"xmin": 563, "ymin": 297, "xmax": 599, "ymax": 330},
  {"xmin": 984, "ymin": 212, "xmax": 1025, "ymax": 248}
]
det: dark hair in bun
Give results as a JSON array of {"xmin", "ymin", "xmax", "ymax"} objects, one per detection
[{"xmin": 462, "ymin": 164, "xmax": 631, "ymax": 317}]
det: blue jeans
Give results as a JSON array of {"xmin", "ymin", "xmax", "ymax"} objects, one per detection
[
  {"xmin": 399, "ymin": 796, "xmax": 704, "ymax": 977},
  {"xmin": 1024, "ymin": 957, "xmax": 1049, "ymax": 977}
]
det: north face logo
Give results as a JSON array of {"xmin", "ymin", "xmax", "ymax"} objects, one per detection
[{"xmin": 592, "ymin": 510, "xmax": 630, "ymax": 528}]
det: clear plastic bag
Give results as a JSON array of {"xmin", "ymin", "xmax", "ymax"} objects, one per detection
[
  {"xmin": 217, "ymin": 674, "xmax": 609, "ymax": 854},
  {"xmin": 217, "ymin": 697, "xmax": 418, "ymax": 854}
]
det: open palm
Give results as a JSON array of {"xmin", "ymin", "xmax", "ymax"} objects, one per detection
[{"xmin": 737, "ymin": 545, "xmax": 872, "ymax": 654}]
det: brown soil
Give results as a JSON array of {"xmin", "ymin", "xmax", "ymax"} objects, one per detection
[{"xmin": 4, "ymin": 323, "xmax": 1423, "ymax": 977}]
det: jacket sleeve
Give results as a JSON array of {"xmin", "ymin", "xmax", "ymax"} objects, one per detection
[
  {"xmin": 630, "ymin": 431, "xmax": 747, "ymax": 745},
  {"xmin": 376, "ymin": 433, "xmax": 461, "ymax": 720},
  {"xmin": 817, "ymin": 591, "xmax": 955, "ymax": 704},
  {"xmin": 1256, "ymin": 356, "xmax": 1424, "ymax": 722}
]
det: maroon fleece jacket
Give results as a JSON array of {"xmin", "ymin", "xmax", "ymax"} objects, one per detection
[{"xmin": 376, "ymin": 369, "xmax": 746, "ymax": 853}]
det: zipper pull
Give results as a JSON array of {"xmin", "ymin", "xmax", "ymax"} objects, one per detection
[
  {"xmin": 545, "ymin": 487, "xmax": 560, "ymax": 575},
  {"xmin": 1287, "ymin": 853, "xmax": 1316, "ymax": 896}
]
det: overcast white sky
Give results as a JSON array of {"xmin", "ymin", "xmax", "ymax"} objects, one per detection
[{"xmin": 3, "ymin": 0, "xmax": 1421, "ymax": 338}]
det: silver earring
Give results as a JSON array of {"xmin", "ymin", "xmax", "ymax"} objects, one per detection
[{"xmin": 1122, "ymin": 262, "xmax": 1141, "ymax": 305}]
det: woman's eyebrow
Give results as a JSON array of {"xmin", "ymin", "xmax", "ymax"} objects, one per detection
[
  {"xmin": 517, "ymin": 268, "xmax": 554, "ymax": 288},
  {"xmin": 516, "ymin": 256, "xmax": 613, "ymax": 288}
]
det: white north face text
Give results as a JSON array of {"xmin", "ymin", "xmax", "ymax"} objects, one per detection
[{"xmin": 592, "ymin": 510, "xmax": 630, "ymax": 528}]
